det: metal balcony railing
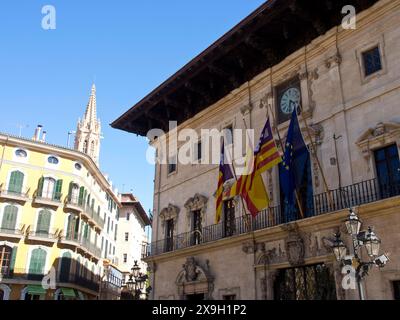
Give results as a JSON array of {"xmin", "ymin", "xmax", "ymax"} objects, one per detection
[
  {"xmin": 34, "ymin": 192, "xmax": 63, "ymax": 203},
  {"xmin": 1, "ymin": 268, "xmax": 100, "ymax": 292},
  {"xmin": 146, "ymin": 178, "xmax": 400, "ymax": 257},
  {"xmin": 0, "ymin": 185, "xmax": 30, "ymax": 199},
  {"xmin": 65, "ymin": 195, "xmax": 105, "ymax": 229},
  {"xmin": 61, "ymin": 232, "xmax": 101, "ymax": 258},
  {"xmin": 0, "ymin": 225, "xmax": 24, "ymax": 237}
]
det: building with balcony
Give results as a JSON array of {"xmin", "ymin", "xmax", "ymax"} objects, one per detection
[
  {"xmin": 116, "ymin": 193, "xmax": 151, "ymax": 289},
  {"xmin": 112, "ymin": 0, "xmax": 400, "ymax": 300},
  {"xmin": 0, "ymin": 85, "xmax": 121, "ymax": 300}
]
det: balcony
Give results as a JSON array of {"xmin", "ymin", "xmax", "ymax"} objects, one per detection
[
  {"xmin": 1, "ymin": 268, "xmax": 100, "ymax": 293},
  {"xmin": 0, "ymin": 185, "xmax": 30, "ymax": 203},
  {"xmin": 33, "ymin": 192, "xmax": 62, "ymax": 207},
  {"xmin": 59, "ymin": 233, "xmax": 101, "ymax": 260},
  {"xmin": 146, "ymin": 178, "xmax": 400, "ymax": 257},
  {"xmin": 64, "ymin": 196, "xmax": 84, "ymax": 213},
  {"xmin": 0, "ymin": 225, "xmax": 25, "ymax": 239},
  {"xmin": 82, "ymin": 205, "xmax": 105, "ymax": 231},
  {"xmin": 27, "ymin": 228, "xmax": 58, "ymax": 243}
]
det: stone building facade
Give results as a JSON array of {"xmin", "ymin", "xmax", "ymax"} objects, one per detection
[{"xmin": 112, "ymin": 0, "xmax": 400, "ymax": 300}]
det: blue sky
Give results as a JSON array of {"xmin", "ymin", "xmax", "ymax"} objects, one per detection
[{"xmin": 0, "ymin": 0, "xmax": 265, "ymax": 213}]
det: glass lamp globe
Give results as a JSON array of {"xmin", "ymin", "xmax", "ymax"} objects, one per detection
[
  {"xmin": 364, "ymin": 227, "xmax": 381, "ymax": 257},
  {"xmin": 332, "ymin": 233, "xmax": 347, "ymax": 261},
  {"xmin": 345, "ymin": 209, "xmax": 362, "ymax": 236}
]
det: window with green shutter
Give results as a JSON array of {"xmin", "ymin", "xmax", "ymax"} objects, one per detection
[
  {"xmin": 37, "ymin": 177, "xmax": 44, "ymax": 197},
  {"xmin": 78, "ymin": 187, "xmax": 85, "ymax": 206},
  {"xmin": 1, "ymin": 205, "xmax": 18, "ymax": 230},
  {"xmin": 8, "ymin": 171, "xmax": 24, "ymax": 194},
  {"xmin": 36, "ymin": 210, "xmax": 51, "ymax": 235},
  {"xmin": 29, "ymin": 248, "xmax": 47, "ymax": 275},
  {"xmin": 54, "ymin": 179, "xmax": 63, "ymax": 201}
]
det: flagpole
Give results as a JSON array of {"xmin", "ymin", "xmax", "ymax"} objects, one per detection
[
  {"xmin": 296, "ymin": 105, "xmax": 333, "ymax": 208},
  {"xmin": 266, "ymin": 103, "xmax": 305, "ymax": 219},
  {"xmin": 223, "ymin": 135, "xmax": 252, "ymax": 232}
]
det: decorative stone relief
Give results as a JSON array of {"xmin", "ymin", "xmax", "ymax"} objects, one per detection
[
  {"xmin": 159, "ymin": 204, "xmax": 180, "ymax": 229},
  {"xmin": 324, "ymin": 53, "xmax": 342, "ymax": 69},
  {"xmin": 218, "ymin": 287, "xmax": 241, "ymax": 300},
  {"xmin": 240, "ymin": 103, "xmax": 253, "ymax": 116},
  {"xmin": 281, "ymin": 224, "xmax": 305, "ymax": 267},
  {"xmin": 184, "ymin": 193, "xmax": 208, "ymax": 228},
  {"xmin": 176, "ymin": 257, "xmax": 214, "ymax": 300},
  {"xmin": 356, "ymin": 122, "xmax": 400, "ymax": 161}
]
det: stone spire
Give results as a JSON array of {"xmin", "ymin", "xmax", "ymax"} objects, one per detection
[{"xmin": 74, "ymin": 84, "xmax": 102, "ymax": 165}]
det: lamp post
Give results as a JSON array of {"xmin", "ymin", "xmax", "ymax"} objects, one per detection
[
  {"xmin": 125, "ymin": 260, "xmax": 150, "ymax": 300},
  {"xmin": 331, "ymin": 208, "xmax": 389, "ymax": 300}
]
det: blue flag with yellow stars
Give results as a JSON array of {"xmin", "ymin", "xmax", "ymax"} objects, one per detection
[{"xmin": 280, "ymin": 110, "xmax": 308, "ymax": 208}]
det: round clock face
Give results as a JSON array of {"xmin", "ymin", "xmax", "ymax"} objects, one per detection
[{"xmin": 280, "ymin": 87, "xmax": 301, "ymax": 114}]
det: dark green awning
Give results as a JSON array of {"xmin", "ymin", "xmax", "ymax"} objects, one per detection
[
  {"xmin": 61, "ymin": 288, "xmax": 76, "ymax": 298},
  {"xmin": 27, "ymin": 285, "xmax": 46, "ymax": 295}
]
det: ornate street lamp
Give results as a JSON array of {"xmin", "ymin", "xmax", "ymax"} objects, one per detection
[
  {"xmin": 330, "ymin": 209, "xmax": 389, "ymax": 300},
  {"xmin": 132, "ymin": 260, "xmax": 141, "ymax": 279},
  {"xmin": 344, "ymin": 209, "xmax": 362, "ymax": 236},
  {"xmin": 363, "ymin": 227, "xmax": 381, "ymax": 257},
  {"xmin": 332, "ymin": 233, "xmax": 347, "ymax": 261}
]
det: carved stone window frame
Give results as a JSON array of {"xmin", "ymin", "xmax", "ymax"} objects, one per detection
[
  {"xmin": 159, "ymin": 204, "xmax": 180, "ymax": 234},
  {"xmin": 355, "ymin": 34, "xmax": 387, "ymax": 85},
  {"xmin": 184, "ymin": 194, "xmax": 208, "ymax": 229},
  {"xmin": 356, "ymin": 122, "xmax": 400, "ymax": 172}
]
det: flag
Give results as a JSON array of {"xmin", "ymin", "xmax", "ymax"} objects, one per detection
[
  {"xmin": 250, "ymin": 118, "xmax": 282, "ymax": 186},
  {"xmin": 279, "ymin": 110, "xmax": 308, "ymax": 207},
  {"xmin": 229, "ymin": 118, "xmax": 282, "ymax": 217},
  {"xmin": 215, "ymin": 141, "xmax": 234, "ymax": 223}
]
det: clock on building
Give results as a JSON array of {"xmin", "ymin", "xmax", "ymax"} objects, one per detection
[{"xmin": 276, "ymin": 78, "xmax": 301, "ymax": 124}]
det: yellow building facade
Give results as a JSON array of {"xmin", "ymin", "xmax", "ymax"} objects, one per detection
[{"xmin": 0, "ymin": 87, "xmax": 122, "ymax": 300}]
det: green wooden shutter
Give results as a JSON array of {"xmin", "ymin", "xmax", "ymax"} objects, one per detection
[
  {"xmin": 78, "ymin": 187, "xmax": 85, "ymax": 205},
  {"xmin": 10, "ymin": 246, "xmax": 18, "ymax": 272},
  {"xmin": 1, "ymin": 205, "xmax": 18, "ymax": 230},
  {"xmin": 54, "ymin": 179, "xmax": 63, "ymax": 200},
  {"xmin": 68, "ymin": 182, "xmax": 73, "ymax": 201},
  {"xmin": 37, "ymin": 210, "xmax": 51, "ymax": 234},
  {"xmin": 8, "ymin": 171, "xmax": 24, "ymax": 193},
  {"xmin": 37, "ymin": 177, "xmax": 44, "ymax": 197},
  {"xmin": 29, "ymin": 248, "xmax": 46, "ymax": 275},
  {"xmin": 66, "ymin": 215, "xmax": 72, "ymax": 238}
]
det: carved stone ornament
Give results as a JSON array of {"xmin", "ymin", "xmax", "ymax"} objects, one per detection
[
  {"xmin": 325, "ymin": 53, "xmax": 342, "ymax": 69},
  {"xmin": 159, "ymin": 204, "xmax": 180, "ymax": 229},
  {"xmin": 176, "ymin": 257, "xmax": 215, "ymax": 300},
  {"xmin": 282, "ymin": 224, "xmax": 305, "ymax": 266},
  {"xmin": 356, "ymin": 122, "xmax": 400, "ymax": 161},
  {"xmin": 184, "ymin": 194, "xmax": 208, "ymax": 227},
  {"xmin": 240, "ymin": 103, "xmax": 253, "ymax": 115}
]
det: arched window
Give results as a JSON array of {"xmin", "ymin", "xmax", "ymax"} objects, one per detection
[
  {"xmin": 41, "ymin": 177, "xmax": 55, "ymax": 198},
  {"xmin": 59, "ymin": 251, "xmax": 72, "ymax": 282},
  {"xmin": 0, "ymin": 245, "xmax": 13, "ymax": 276},
  {"xmin": 48, "ymin": 156, "xmax": 59, "ymax": 164},
  {"xmin": 15, "ymin": 149, "xmax": 27, "ymax": 158},
  {"xmin": 84, "ymin": 261, "xmax": 89, "ymax": 279},
  {"xmin": 1, "ymin": 205, "xmax": 18, "ymax": 230},
  {"xmin": 90, "ymin": 141, "xmax": 95, "ymax": 156},
  {"xmin": 8, "ymin": 170, "xmax": 24, "ymax": 194},
  {"xmin": 36, "ymin": 209, "xmax": 51, "ymax": 235},
  {"xmin": 68, "ymin": 182, "xmax": 79, "ymax": 203},
  {"xmin": 28, "ymin": 248, "xmax": 47, "ymax": 278},
  {"xmin": 83, "ymin": 140, "xmax": 88, "ymax": 154},
  {"xmin": 75, "ymin": 257, "xmax": 81, "ymax": 277}
]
